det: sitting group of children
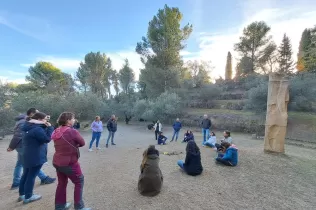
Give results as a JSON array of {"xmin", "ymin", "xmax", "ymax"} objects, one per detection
[{"xmin": 138, "ymin": 130, "xmax": 238, "ymax": 196}]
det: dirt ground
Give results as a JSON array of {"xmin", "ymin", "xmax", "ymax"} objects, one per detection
[{"xmin": 0, "ymin": 123, "xmax": 315, "ymax": 210}]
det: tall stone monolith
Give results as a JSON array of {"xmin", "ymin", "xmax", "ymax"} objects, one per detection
[{"xmin": 264, "ymin": 73, "xmax": 289, "ymax": 153}]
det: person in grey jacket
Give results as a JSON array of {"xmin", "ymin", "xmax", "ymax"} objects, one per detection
[
  {"xmin": 7, "ymin": 108, "xmax": 55, "ymax": 190},
  {"xmin": 201, "ymin": 114, "xmax": 212, "ymax": 145}
]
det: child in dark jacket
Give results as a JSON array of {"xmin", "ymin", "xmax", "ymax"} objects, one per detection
[
  {"xmin": 215, "ymin": 142, "xmax": 238, "ymax": 166},
  {"xmin": 177, "ymin": 140, "xmax": 203, "ymax": 176},
  {"xmin": 138, "ymin": 145, "xmax": 163, "ymax": 196},
  {"xmin": 157, "ymin": 132, "xmax": 167, "ymax": 145}
]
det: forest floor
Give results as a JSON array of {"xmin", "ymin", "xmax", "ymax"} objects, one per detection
[{"xmin": 0, "ymin": 123, "xmax": 315, "ymax": 210}]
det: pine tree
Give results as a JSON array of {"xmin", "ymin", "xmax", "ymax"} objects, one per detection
[
  {"xmin": 225, "ymin": 51, "xmax": 232, "ymax": 80},
  {"xmin": 278, "ymin": 33, "xmax": 294, "ymax": 74},
  {"xmin": 297, "ymin": 29, "xmax": 312, "ymax": 71},
  {"xmin": 304, "ymin": 26, "xmax": 316, "ymax": 73}
]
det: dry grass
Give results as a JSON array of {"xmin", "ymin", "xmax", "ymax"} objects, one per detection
[{"xmin": 0, "ymin": 123, "xmax": 315, "ymax": 210}]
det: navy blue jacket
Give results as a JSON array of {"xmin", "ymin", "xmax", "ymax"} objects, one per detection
[
  {"xmin": 183, "ymin": 151, "xmax": 203, "ymax": 176},
  {"xmin": 21, "ymin": 121, "xmax": 54, "ymax": 168},
  {"xmin": 172, "ymin": 121, "xmax": 182, "ymax": 131},
  {"xmin": 107, "ymin": 119, "xmax": 117, "ymax": 132},
  {"xmin": 8, "ymin": 114, "xmax": 26, "ymax": 150}
]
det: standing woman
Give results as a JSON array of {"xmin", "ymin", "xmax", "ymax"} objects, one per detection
[
  {"xmin": 88, "ymin": 116, "xmax": 103, "ymax": 151},
  {"xmin": 18, "ymin": 112, "xmax": 54, "ymax": 204},
  {"xmin": 52, "ymin": 112, "xmax": 90, "ymax": 210},
  {"xmin": 153, "ymin": 120, "xmax": 162, "ymax": 140}
]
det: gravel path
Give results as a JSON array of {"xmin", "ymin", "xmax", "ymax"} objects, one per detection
[{"xmin": 0, "ymin": 123, "xmax": 315, "ymax": 210}]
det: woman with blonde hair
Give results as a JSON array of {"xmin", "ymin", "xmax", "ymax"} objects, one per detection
[
  {"xmin": 88, "ymin": 116, "xmax": 103, "ymax": 151},
  {"xmin": 138, "ymin": 145, "xmax": 163, "ymax": 196}
]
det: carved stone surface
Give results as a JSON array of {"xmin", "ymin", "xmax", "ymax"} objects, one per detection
[{"xmin": 264, "ymin": 73, "xmax": 289, "ymax": 153}]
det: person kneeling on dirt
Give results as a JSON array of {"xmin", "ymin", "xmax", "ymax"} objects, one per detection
[
  {"xmin": 138, "ymin": 145, "xmax": 163, "ymax": 196},
  {"xmin": 177, "ymin": 140, "xmax": 203, "ymax": 176},
  {"xmin": 182, "ymin": 130, "xmax": 194, "ymax": 143},
  {"xmin": 157, "ymin": 132, "xmax": 167, "ymax": 145},
  {"xmin": 215, "ymin": 142, "xmax": 238, "ymax": 166}
]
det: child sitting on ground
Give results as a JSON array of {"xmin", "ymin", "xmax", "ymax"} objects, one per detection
[
  {"xmin": 215, "ymin": 130, "xmax": 233, "ymax": 151},
  {"xmin": 177, "ymin": 140, "xmax": 203, "ymax": 176},
  {"xmin": 204, "ymin": 131, "xmax": 216, "ymax": 148},
  {"xmin": 182, "ymin": 130, "xmax": 194, "ymax": 143},
  {"xmin": 138, "ymin": 145, "xmax": 163, "ymax": 196},
  {"xmin": 215, "ymin": 142, "xmax": 238, "ymax": 166},
  {"xmin": 157, "ymin": 132, "xmax": 168, "ymax": 145}
]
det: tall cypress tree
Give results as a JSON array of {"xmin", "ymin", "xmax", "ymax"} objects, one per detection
[
  {"xmin": 225, "ymin": 51, "xmax": 232, "ymax": 80},
  {"xmin": 278, "ymin": 33, "xmax": 294, "ymax": 74},
  {"xmin": 297, "ymin": 29, "xmax": 312, "ymax": 71},
  {"xmin": 304, "ymin": 26, "xmax": 316, "ymax": 73}
]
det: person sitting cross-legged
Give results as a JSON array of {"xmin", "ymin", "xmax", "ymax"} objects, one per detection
[
  {"xmin": 177, "ymin": 140, "xmax": 203, "ymax": 176},
  {"xmin": 138, "ymin": 145, "xmax": 163, "ymax": 196},
  {"xmin": 215, "ymin": 142, "xmax": 238, "ymax": 167},
  {"xmin": 182, "ymin": 130, "xmax": 194, "ymax": 143}
]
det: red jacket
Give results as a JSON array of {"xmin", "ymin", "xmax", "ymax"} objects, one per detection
[{"xmin": 51, "ymin": 126, "xmax": 85, "ymax": 167}]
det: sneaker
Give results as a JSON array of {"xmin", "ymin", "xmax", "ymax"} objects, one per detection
[
  {"xmin": 96, "ymin": 147, "xmax": 101, "ymax": 150},
  {"xmin": 10, "ymin": 184, "xmax": 19, "ymax": 190},
  {"xmin": 77, "ymin": 208, "xmax": 91, "ymax": 210},
  {"xmin": 170, "ymin": 139, "xmax": 174, "ymax": 142},
  {"xmin": 106, "ymin": 144, "xmax": 108, "ymax": 148},
  {"xmin": 88, "ymin": 149, "xmax": 93, "ymax": 152},
  {"xmin": 17, "ymin": 195, "xmax": 25, "ymax": 202},
  {"xmin": 111, "ymin": 143, "xmax": 116, "ymax": 146},
  {"xmin": 41, "ymin": 176, "xmax": 56, "ymax": 185},
  {"xmin": 23, "ymin": 194, "xmax": 42, "ymax": 204},
  {"xmin": 64, "ymin": 202, "xmax": 72, "ymax": 209}
]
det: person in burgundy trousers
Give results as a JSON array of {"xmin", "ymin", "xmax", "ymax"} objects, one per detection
[{"xmin": 51, "ymin": 112, "xmax": 90, "ymax": 210}]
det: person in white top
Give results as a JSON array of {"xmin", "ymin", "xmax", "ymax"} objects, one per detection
[
  {"xmin": 204, "ymin": 132, "xmax": 217, "ymax": 148},
  {"xmin": 153, "ymin": 120, "xmax": 162, "ymax": 140}
]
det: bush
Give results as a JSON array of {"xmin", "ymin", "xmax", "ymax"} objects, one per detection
[
  {"xmin": 0, "ymin": 108, "xmax": 17, "ymax": 137},
  {"xmin": 11, "ymin": 92, "xmax": 110, "ymax": 122},
  {"xmin": 225, "ymin": 101, "xmax": 245, "ymax": 110},
  {"xmin": 245, "ymin": 83, "xmax": 268, "ymax": 112},
  {"xmin": 132, "ymin": 92, "xmax": 184, "ymax": 123}
]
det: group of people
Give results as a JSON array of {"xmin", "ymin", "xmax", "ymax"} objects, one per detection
[
  {"xmin": 88, "ymin": 115, "xmax": 117, "ymax": 151},
  {"xmin": 7, "ymin": 108, "xmax": 91, "ymax": 210},
  {"xmin": 138, "ymin": 115, "xmax": 239, "ymax": 196}
]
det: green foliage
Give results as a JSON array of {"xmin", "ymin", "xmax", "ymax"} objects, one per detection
[
  {"xmin": 225, "ymin": 51, "xmax": 232, "ymax": 80},
  {"xmin": 278, "ymin": 34, "xmax": 294, "ymax": 74},
  {"xmin": 11, "ymin": 92, "xmax": 109, "ymax": 121},
  {"xmin": 136, "ymin": 4, "xmax": 192, "ymax": 97},
  {"xmin": 118, "ymin": 59, "xmax": 135, "ymax": 94},
  {"xmin": 186, "ymin": 60, "xmax": 212, "ymax": 88},
  {"xmin": 132, "ymin": 92, "xmax": 184, "ymax": 122},
  {"xmin": 304, "ymin": 27, "xmax": 316, "ymax": 72},
  {"xmin": 297, "ymin": 29, "xmax": 312, "ymax": 71},
  {"xmin": 76, "ymin": 52, "xmax": 113, "ymax": 98},
  {"xmin": 245, "ymin": 82, "xmax": 268, "ymax": 112},
  {"xmin": 234, "ymin": 21, "xmax": 272, "ymax": 75}
]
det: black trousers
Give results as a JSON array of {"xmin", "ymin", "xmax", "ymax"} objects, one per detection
[{"xmin": 155, "ymin": 131, "xmax": 159, "ymax": 140}]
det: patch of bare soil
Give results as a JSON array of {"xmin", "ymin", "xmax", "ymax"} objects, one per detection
[{"xmin": 0, "ymin": 123, "xmax": 315, "ymax": 210}]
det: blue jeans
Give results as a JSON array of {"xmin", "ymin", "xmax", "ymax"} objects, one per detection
[
  {"xmin": 12, "ymin": 148, "xmax": 47, "ymax": 186},
  {"xmin": 89, "ymin": 132, "xmax": 102, "ymax": 149},
  {"xmin": 172, "ymin": 130, "xmax": 180, "ymax": 141},
  {"xmin": 19, "ymin": 164, "xmax": 43, "ymax": 199},
  {"xmin": 106, "ymin": 131, "xmax": 115, "ymax": 145},
  {"xmin": 202, "ymin": 128, "xmax": 210, "ymax": 144},
  {"xmin": 177, "ymin": 160, "xmax": 184, "ymax": 169},
  {"xmin": 205, "ymin": 142, "xmax": 215, "ymax": 148}
]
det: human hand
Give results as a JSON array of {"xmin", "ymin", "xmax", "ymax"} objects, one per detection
[
  {"xmin": 7, "ymin": 148, "xmax": 13, "ymax": 152},
  {"xmin": 45, "ymin": 122, "xmax": 52, "ymax": 127}
]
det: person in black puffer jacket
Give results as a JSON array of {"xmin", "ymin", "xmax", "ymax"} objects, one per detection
[
  {"xmin": 106, "ymin": 115, "xmax": 117, "ymax": 148},
  {"xmin": 177, "ymin": 140, "xmax": 203, "ymax": 176}
]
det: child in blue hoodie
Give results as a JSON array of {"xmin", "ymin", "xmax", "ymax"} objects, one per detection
[
  {"xmin": 215, "ymin": 142, "xmax": 238, "ymax": 166},
  {"xmin": 157, "ymin": 132, "xmax": 168, "ymax": 145}
]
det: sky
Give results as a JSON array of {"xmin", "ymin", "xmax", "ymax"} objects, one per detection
[{"xmin": 0, "ymin": 0, "xmax": 316, "ymax": 84}]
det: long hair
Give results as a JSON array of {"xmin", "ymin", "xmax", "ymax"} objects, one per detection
[
  {"xmin": 141, "ymin": 145, "xmax": 158, "ymax": 169},
  {"xmin": 186, "ymin": 140, "xmax": 200, "ymax": 154}
]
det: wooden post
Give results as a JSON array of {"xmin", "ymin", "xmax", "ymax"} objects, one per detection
[{"xmin": 264, "ymin": 73, "xmax": 289, "ymax": 153}]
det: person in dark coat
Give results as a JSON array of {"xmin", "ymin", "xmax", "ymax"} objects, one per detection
[
  {"xmin": 177, "ymin": 140, "xmax": 203, "ymax": 176},
  {"xmin": 18, "ymin": 112, "xmax": 54, "ymax": 204},
  {"xmin": 171, "ymin": 118, "xmax": 182, "ymax": 142},
  {"xmin": 182, "ymin": 130, "xmax": 194, "ymax": 143},
  {"xmin": 138, "ymin": 145, "xmax": 163, "ymax": 196},
  {"xmin": 157, "ymin": 132, "xmax": 168, "ymax": 145},
  {"xmin": 106, "ymin": 115, "xmax": 117, "ymax": 148},
  {"xmin": 7, "ymin": 108, "xmax": 55, "ymax": 190}
]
